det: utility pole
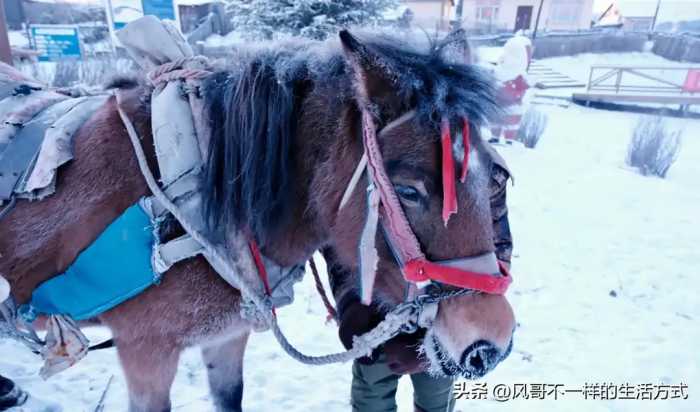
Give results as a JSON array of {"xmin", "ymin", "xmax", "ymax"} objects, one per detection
[
  {"xmin": 0, "ymin": 0, "xmax": 12, "ymax": 65},
  {"xmin": 102, "ymin": 0, "xmax": 117, "ymax": 53},
  {"xmin": 455, "ymin": 0, "xmax": 464, "ymax": 22},
  {"xmin": 532, "ymin": 0, "xmax": 545, "ymax": 40},
  {"xmin": 651, "ymin": 0, "xmax": 661, "ymax": 32}
]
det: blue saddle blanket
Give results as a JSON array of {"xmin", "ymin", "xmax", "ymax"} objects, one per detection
[{"xmin": 23, "ymin": 203, "xmax": 157, "ymax": 321}]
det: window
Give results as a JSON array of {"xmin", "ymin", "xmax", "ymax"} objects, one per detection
[
  {"xmin": 476, "ymin": 6, "xmax": 499, "ymax": 23},
  {"xmin": 549, "ymin": 0, "xmax": 581, "ymax": 25}
]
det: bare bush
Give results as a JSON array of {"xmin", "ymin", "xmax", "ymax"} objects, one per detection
[
  {"xmin": 18, "ymin": 57, "xmax": 136, "ymax": 88},
  {"xmin": 626, "ymin": 116, "xmax": 682, "ymax": 178},
  {"xmin": 516, "ymin": 107, "xmax": 548, "ymax": 148}
]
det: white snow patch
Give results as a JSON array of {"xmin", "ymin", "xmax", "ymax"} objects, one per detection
[{"xmin": 8, "ymin": 31, "xmax": 29, "ymax": 49}]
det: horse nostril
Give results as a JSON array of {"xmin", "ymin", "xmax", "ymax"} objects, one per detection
[
  {"xmin": 469, "ymin": 351, "xmax": 485, "ymax": 371},
  {"xmin": 460, "ymin": 340, "xmax": 501, "ymax": 378}
]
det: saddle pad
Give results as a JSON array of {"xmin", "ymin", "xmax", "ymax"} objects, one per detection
[
  {"xmin": 23, "ymin": 202, "xmax": 157, "ymax": 321},
  {"xmin": 0, "ymin": 95, "xmax": 74, "ymax": 201}
]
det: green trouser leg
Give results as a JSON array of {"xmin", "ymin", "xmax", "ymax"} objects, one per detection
[
  {"xmin": 410, "ymin": 371, "xmax": 455, "ymax": 412},
  {"xmin": 351, "ymin": 354, "xmax": 455, "ymax": 412}
]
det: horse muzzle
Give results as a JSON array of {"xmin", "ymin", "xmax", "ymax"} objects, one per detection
[{"xmin": 428, "ymin": 333, "xmax": 513, "ymax": 379}]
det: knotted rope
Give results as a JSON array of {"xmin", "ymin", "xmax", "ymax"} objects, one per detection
[{"xmin": 147, "ymin": 56, "xmax": 213, "ymax": 89}]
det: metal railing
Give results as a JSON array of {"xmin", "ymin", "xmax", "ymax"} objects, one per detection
[{"xmin": 586, "ymin": 66, "xmax": 699, "ymax": 95}]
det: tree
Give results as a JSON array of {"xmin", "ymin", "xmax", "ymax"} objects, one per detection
[{"xmin": 226, "ymin": 0, "xmax": 399, "ymax": 40}]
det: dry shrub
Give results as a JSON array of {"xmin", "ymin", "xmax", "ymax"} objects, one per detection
[
  {"xmin": 626, "ymin": 116, "xmax": 682, "ymax": 178},
  {"xmin": 516, "ymin": 107, "xmax": 548, "ymax": 148}
]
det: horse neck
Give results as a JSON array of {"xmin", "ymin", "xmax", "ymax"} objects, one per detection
[{"xmin": 258, "ymin": 82, "xmax": 352, "ymax": 267}]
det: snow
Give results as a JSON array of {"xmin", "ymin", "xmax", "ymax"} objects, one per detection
[
  {"xmin": 2, "ymin": 52, "xmax": 700, "ymax": 411},
  {"xmin": 203, "ymin": 31, "xmax": 244, "ymax": 48},
  {"xmin": 8, "ymin": 31, "xmax": 30, "ymax": 49}
]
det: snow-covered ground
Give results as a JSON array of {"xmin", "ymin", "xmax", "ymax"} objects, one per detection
[{"xmin": 2, "ymin": 56, "xmax": 699, "ymax": 411}]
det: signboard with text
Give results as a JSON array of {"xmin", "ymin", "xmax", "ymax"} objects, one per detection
[
  {"xmin": 30, "ymin": 25, "xmax": 82, "ymax": 62},
  {"xmin": 142, "ymin": 0, "xmax": 176, "ymax": 21}
]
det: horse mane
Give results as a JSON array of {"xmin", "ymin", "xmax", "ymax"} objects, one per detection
[{"xmin": 201, "ymin": 30, "xmax": 500, "ymax": 244}]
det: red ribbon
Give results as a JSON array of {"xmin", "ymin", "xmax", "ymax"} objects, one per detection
[{"xmin": 441, "ymin": 117, "xmax": 457, "ymax": 226}]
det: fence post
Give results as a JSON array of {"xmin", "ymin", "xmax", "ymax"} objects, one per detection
[{"xmin": 615, "ymin": 69, "xmax": 623, "ymax": 93}]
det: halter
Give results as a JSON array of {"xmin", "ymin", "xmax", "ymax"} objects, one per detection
[{"xmin": 343, "ymin": 109, "xmax": 512, "ymax": 304}]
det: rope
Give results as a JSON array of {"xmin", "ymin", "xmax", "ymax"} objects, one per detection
[
  {"xmin": 147, "ymin": 57, "xmax": 212, "ymax": 88},
  {"xmin": 309, "ymin": 257, "xmax": 338, "ymax": 323},
  {"xmin": 269, "ymin": 287, "xmax": 473, "ymax": 366},
  {"xmin": 0, "ymin": 298, "xmax": 43, "ymax": 354}
]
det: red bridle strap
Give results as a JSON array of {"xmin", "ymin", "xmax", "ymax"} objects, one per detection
[
  {"xmin": 404, "ymin": 259, "xmax": 512, "ymax": 295},
  {"xmin": 249, "ymin": 240, "xmax": 276, "ymax": 316},
  {"xmin": 361, "ymin": 109, "xmax": 425, "ymax": 264}
]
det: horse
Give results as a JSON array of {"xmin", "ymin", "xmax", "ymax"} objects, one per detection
[{"xmin": 0, "ymin": 29, "xmax": 516, "ymax": 411}]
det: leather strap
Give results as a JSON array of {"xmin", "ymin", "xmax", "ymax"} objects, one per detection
[{"xmin": 152, "ymin": 234, "xmax": 204, "ymax": 274}]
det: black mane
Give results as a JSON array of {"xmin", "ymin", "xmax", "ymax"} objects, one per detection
[{"xmin": 202, "ymin": 31, "xmax": 500, "ymax": 244}]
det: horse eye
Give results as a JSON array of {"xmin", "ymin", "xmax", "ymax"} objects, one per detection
[{"xmin": 395, "ymin": 185, "xmax": 421, "ymax": 203}]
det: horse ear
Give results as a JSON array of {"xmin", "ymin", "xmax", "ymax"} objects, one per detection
[
  {"xmin": 339, "ymin": 30, "xmax": 396, "ymax": 108},
  {"xmin": 442, "ymin": 28, "xmax": 472, "ymax": 64}
]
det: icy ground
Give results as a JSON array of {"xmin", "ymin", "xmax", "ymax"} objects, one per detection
[{"xmin": 1, "ymin": 80, "xmax": 699, "ymax": 412}]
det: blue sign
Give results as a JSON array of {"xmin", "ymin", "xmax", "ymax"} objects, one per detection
[
  {"xmin": 111, "ymin": 0, "xmax": 175, "ymax": 30},
  {"xmin": 30, "ymin": 25, "xmax": 82, "ymax": 62},
  {"xmin": 141, "ymin": 0, "xmax": 175, "ymax": 21}
]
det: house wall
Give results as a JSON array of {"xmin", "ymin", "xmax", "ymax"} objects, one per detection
[
  {"xmin": 462, "ymin": 0, "xmax": 594, "ymax": 32},
  {"xmin": 623, "ymin": 16, "xmax": 654, "ymax": 32},
  {"xmin": 404, "ymin": 0, "xmax": 454, "ymax": 30}
]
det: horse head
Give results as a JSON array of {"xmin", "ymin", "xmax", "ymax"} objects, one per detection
[{"xmin": 320, "ymin": 31, "xmax": 515, "ymax": 379}]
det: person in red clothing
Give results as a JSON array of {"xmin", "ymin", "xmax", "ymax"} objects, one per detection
[{"xmin": 490, "ymin": 32, "xmax": 532, "ymax": 144}]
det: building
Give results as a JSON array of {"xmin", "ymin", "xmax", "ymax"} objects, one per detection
[
  {"xmin": 402, "ymin": 0, "xmax": 595, "ymax": 33},
  {"xmin": 596, "ymin": 1, "xmax": 655, "ymax": 31},
  {"xmin": 463, "ymin": 0, "xmax": 595, "ymax": 32},
  {"xmin": 595, "ymin": 1, "xmax": 700, "ymax": 32},
  {"xmin": 402, "ymin": 0, "xmax": 455, "ymax": 30}
]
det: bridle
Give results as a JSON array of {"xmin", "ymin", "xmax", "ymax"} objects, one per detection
[{"xmin": 341, "ymin": 108, "xmax": 512, "ymax": 305}]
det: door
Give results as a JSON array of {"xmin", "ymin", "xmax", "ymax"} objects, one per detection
[{"xmin": 514, "ymin": 5, "xmax": 533, "ymax": 32}]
